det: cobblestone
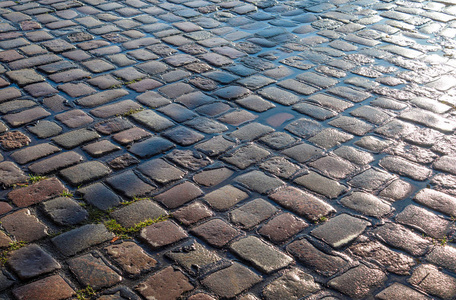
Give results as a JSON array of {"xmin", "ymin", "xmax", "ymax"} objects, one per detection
[{"xmin": 2, "ymin": 0, "xmax": 456, "ymax": 297}]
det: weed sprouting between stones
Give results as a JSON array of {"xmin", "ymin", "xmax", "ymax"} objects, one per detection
[
  {"xmin": 76, "ymin": 286, "xmax": 96, "ymax": 300},
  {"xmin": 104, "ymin": 215, "xmax": 170, "ymax": 239}
]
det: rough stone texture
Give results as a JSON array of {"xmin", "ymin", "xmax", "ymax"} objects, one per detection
[
  {"xmin": 396, "ymin": 205, "xmax": 450, "ymax": 239},
  {"xmin": 60, "ymin": 161, "xmax": 111, "ymax": 186},
  {"xmin": 340, "ymin": 192, "xmax": 393, "ymax": 218},
  {"xmin": 259, "ymin": 213, "xmax": 308, "ymax": 244},
  {"xmin": 105, "ymin": 242, "xmax": 157, "ymax": 276},
  {"xmin": 328, "ymin": 265, "xmax": 387, "ymax": 299},
  {"xmin": 203, "ymin": 185, "xmax": 248, "ymax": 211},
  {"xmin": 110, "ymin": 200, "xmax": 167, "ymax": 228},
  {"xmin": 372, "ymin": 223, "xmax": 431, "ymax": 256},
  {"xmin": 229, "ymin": 199, "xmax": 278, "ymax": 229},
  {"xmin": 269, "ymin": 186, "xmax": 335, "ymax": 222},
  {"xmin": 166, "ymin": 241, "xmax": 222, "ymax": 275},
  {"xmin": 287, "ymin": 239, "xmax": 347, "ymax": 277},
  {"xmin": 294, "ymin": 172, "xmax": 346, "ymax": 199},
  {"xmin": 1, "ymin": 209, "xmax": 48, "ymax": 242},
  {"xmin": 7, "ymin": 244, "xmax": 60, "ymax": 280},
  {"xmin": 42, "ymin": 197, "xmax": 88, "ymax": 226},
  {"xmin": 140, "ymin": 220, "xmax": 188, "ymax": 249},
  {"xmin": 263, "ymin": 268, "xmax": 320, "ymax": 300},
  {"xmin": 414, "ymin": 188, "xmax": 456, "ymax": 217},
  {"xmin": 376, "ymin": 283, "xmax": 430, "ymax": 300},
  {"xmin": 2, "ymin": 0, "xmax": 456, "ymax": 298},
  {"xmin": 154, "ymin": 181, "xmax": 203, "ymax": 209},
  {"xmin": 230, "ymin": 236, "xmax": 293, "ymax": 273},
  {"xmin": 28, "ymin": 151, "xmax": 83, "ymax": 175},
  {"xmin": 68, "ymin": 253, "xmax": 122, "ymax": 290},
  {"xmin": 51, "ymin": 224, "xmax": 114, "ymax": 256},
  {"xmin": 12, "ymin": 275, "xmax": 75, "ymax": 300},
  {"xmin": 408, "ymin": 264, "xmax": 456, "ymax": 300},
  {"xmin": 0, "ymin": 161, "xmax": 27, "ymax": 187},
  {"xmin": 347, "ymin": 237, "xmax": 415, "ymax": 275},
  {"xmin": 201, "ymin": 263, "xmax": 261, "ymax": 298},
  {"xmin": 311, "ymin": 214, "xmax": 370, "ymax": 248},
  {"xmin": 191, "ymin": 219, "xmax": 241, "ymax": 248},
  {"xmin": 136, "ymin": 267, "xmax": 194, "ymax": 300}
]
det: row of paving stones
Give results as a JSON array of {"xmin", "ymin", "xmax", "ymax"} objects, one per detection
[{"xmin": 1, "ymin": 0, "xmax": 456, "ymax": 299}]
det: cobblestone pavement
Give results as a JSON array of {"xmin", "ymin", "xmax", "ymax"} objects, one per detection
[{"xmin": 2, "ymin": 0, "xmax": 456, "ymax": 299}]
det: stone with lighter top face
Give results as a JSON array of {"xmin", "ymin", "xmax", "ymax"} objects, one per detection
[
  {"xmin": 263, "ymin": 268, "xmax": 320, "ymax": 300},
  {"xmin": 328, "ymin": 265, "xmax": 387, "ymax": 299},
  {"xmin": 230, "ymin": 236, "xmax": 293, "ymax": 273},
  {"xmin": 202, "ymin": 263, "xmax": 261, "ymax": 298},
  {"xmin": 311, "ymin": 214, "xmax": 370, "ymax": 248}
]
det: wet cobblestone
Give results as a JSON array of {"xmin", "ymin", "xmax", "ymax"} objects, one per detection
[{"xmin": 1, "ymin": 0, "xmax": 456, "ymax": 298}]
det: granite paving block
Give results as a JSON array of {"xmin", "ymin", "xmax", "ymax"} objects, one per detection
[
  {"xmin": 68, "ymin": 253, "xmax": 122, "ymax": 290},
  {"xmin": 263, "ymin": 268, "xmax": 320, "ymax": 300},
  {"xmin": 136, "ymin": 266, "xmax": 193, "ymax": 300},
  {"xmin": 201, "ymin": 263, "xmax": 261, "ymax": 298},
  {"xmin": 78, "ymin": 183, "xmax": 122, "ymax": 211},
  {"xmin": 105, "ymin": 241, "xmax": 157, "ymax": 277},
  {"xmin": 110, "ymin": 200, "xmax": 167, "ymax": 228},
  {"xmin": 8, "ymin": 177, "xmax": 66, "ymax": 207},
  {"xmin": 60, "ymin": 161, "xmax": 111, "ymax": 186},
  {"xmin": 52, "ymin": 224, "xmax": 114, "ymax": 256},
  {"xmin": 7, "ymin": 244, "xmax": 60, "ymax": 279},
  {"xmin": 12, "ymin": 275, "xmax": 75, "ymax": 300},
  {"xmin": 311, "ymin": 214, "xmax": 370, "ymax": 248},
  {"xmin": 1, "ymin": 209, "xmax": 47, "ymax": 242},
  {"xmin": 328, "ymin": 265, "xmax": 387, "ymax": 299},
  {"xmin": 230, "ymin": 236, "xmax": 293, "ymax": 273}
]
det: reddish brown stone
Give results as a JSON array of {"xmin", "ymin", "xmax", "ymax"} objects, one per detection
[
  {"xmin": 0, "ymin": 202, "xmax": 12, "ymax": 215},
  {"xmin": 12, "ymin": 275, "xmax": 75, "ymax": 300},
  {"xmin": 8, "ymin": 177, "xmax": 67, "ymax": 207},
  {"xmin": 112, "ymin": 127, "xmax": 152, "ymax": 144},
  {"xmin": 140, "ymin": 220, "xmax": 188, "ymax": 249},
  {"xmin": 154, "ymin": 181, "xmax": 203, "ymax": 209},
  {"xmin": 191, "ymin": 219, "xmax": 242, "ymax": 248},
  {"xmin": 136, "ymin": 266, "xmax": 193, "ymax": 300},
  {"xmin": 259, "ymin": 213, "xmax": 309, "ymax": 244},
  {"xmin": 1, "ymin": 209, "xmax": 47, "ymax": 242},
  {"xmin": 68, "ymin": 253, "xmax": 122, "ymax": 289},
  {"xmin": 105, "ymin": 241, "xmax": 157, "ymax": 277},
  {"xmin": 0, "ymin": 131, "xmax": 31, "ymax": 150},
  {"xmin": 173, "ymin": 202, "xmax": 214, "ymax": 225}
]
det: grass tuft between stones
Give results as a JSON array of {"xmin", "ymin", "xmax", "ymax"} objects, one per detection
[
  {"xmin": 76, "ymin": 285, "xmax": 96, "ymax": 300},
  {"xmin": 104, "ymin": 215, "xmax": 169, "ymax": 239}
]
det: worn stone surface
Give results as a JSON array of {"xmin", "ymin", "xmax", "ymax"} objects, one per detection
[
  {"xmin": 42, "ymin": 197, "xmax": 88, "ymax": 226},
  {"xmin": 7, "ymin": 244, "xmax": 60, "ymax": 280},
  {"xmin": 202, "ymin": 263, "xmax": 261, "ymax": 298},
  {"xmin": 311, "ymin": 214, "xmax": 370, "ymax": 248},
  {"xmin": 136, "ymin": 266, "xmax": 193, "ymax": 300},
  {"xmin": 68, "ymin": 253, "xmax": 122, "ymax": 290},
  {"xmin": 230, "ymin": 236, "xmax": 293, "ymax": 273},
  {"xmin": 12, "ymin": 275, "xmax": 75, "ymax": 300},
  {"xmin": 263, "ymin": 268, "xmax": 320, "ymax": 300},
  {"xmin": 2, "ymin": 0, "xmax": 456, "ymax": 298},
  {"xmin": 140, "ymin": 220, "xmax": 188, "ymax": 249},
  {"xmin": 408, "ymin": 264, "xmax": 456, "ymax": 300},
  {"xmin": 105, "ymin": 242, "xmax": 157, "ymax": 277},
  {"xmin": 1, "ymin": 209, "xmax": 47, "ymax": 242},
  {"xmin": 328, "ymin": 265, "xmax": 387, "ymax": 299}
]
